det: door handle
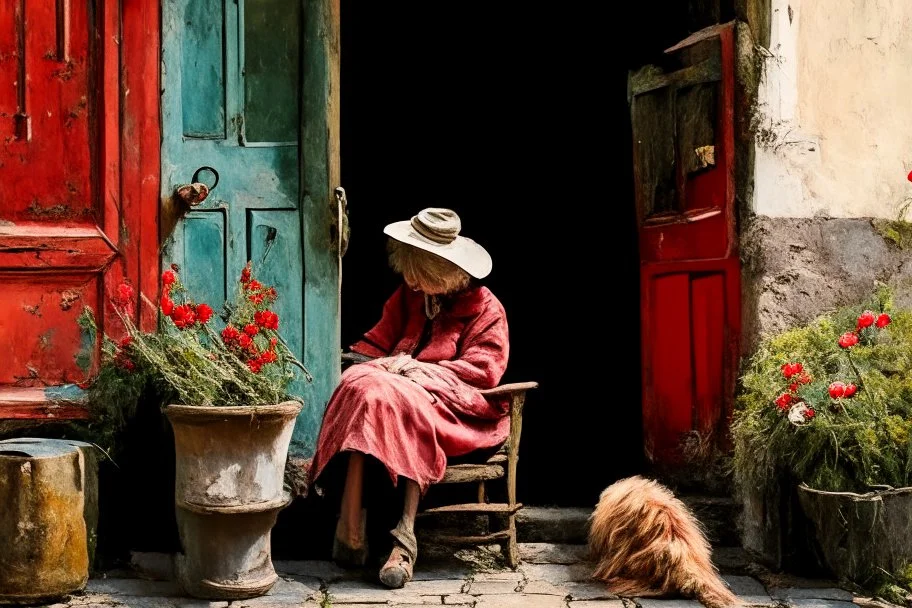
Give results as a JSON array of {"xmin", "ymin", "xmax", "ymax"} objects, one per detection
[{"xmin": 174, "ymin": 166, "xmax": 220, "ymax": 207}]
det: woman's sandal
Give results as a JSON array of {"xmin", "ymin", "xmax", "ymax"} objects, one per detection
[
  {"xmin": 332, "ymin": 508, "xmax": 369, "ymax": 568},
  {"xmin": 378, "ymin": 521, "xmax": 418, "ymax": 589}
]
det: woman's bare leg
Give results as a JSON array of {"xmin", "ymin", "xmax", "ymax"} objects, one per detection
[
  {"xmin": 380, "ymin": 479, "xmax": 420, "ymax": 587},
  {"xmin": 335, "ymin": 451, "xmax": 366, "ymax": 549}
]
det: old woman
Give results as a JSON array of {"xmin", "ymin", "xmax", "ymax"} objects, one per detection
[{"xmin": 309, "ymin": 207, "xmax": 510, "ymax": 588}]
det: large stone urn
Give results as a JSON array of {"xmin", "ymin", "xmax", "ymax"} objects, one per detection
[{"xmin": 165, "ymin": 401, "xmax": 302, "ymax": 600}]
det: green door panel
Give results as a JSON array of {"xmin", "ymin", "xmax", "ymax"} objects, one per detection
[{"xmin": 161, "ymin": 0, "xmax": 339, "ymax": 456}]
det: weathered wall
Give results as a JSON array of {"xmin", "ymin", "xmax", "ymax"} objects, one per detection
[
  {"xmin": 751, "ymin": 0, "xmax": 912, "ymax": 219},
  {"xmin": 740, "ymin": 216, "xmax": 912, "ymax": 353},
  {"xmin": 739, "ymin": 0, "xmax": 912, "ymax": 352},
  {"xmin": 735, "ymin": 0, "xmax": 912, "ymax": 568}
]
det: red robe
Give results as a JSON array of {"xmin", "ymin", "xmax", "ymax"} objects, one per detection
[{"xmin": 309, "ymin": 284, "xmax": 510, "ymax": 494}]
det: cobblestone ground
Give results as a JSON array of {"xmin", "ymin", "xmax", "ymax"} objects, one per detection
[{"xmin": 30, "ymin": 544, "xmax": 895, "ymax": 608}]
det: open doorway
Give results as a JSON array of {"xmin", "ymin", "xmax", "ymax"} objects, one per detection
[{"xmin": 338, "ymin": 1, "xmax": 734, "ymax": 507}]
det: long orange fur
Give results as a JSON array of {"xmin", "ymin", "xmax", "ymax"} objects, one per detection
[{"xmin": 588, "ymin": 476, "xmax": 742, "ymax": 608}]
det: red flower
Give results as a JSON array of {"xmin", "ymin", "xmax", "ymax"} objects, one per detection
[
  {"xmin": 119, "ymin": 335, "xmax": 133, "ymax": 348},
  {"xmin": 254, "ymin": 310, "xmax": 279, "ymax": 330},
  {"xmin": 775, "ymin": 393, "xmax": 793, "ymax": 410},
  {"xmin": 160, "ymin": 295, "xmax": 174, "ymax": 316},
  {"xmin": 267, "ymin": 287, "xmax": 277, "ymax": 300},
  {"xmin": 876, "ymin": 313, "xmax": 891, "ymax": 328},
  {"xmin": 789, "ymin": 382, "xmax": 799, "ymax": 393},
  {"xmin": 246, "ymin": 279, "xmax": 263, "ymax": 293},
  {"xmin": 240, "ymin": 264, "xmax": 251, "ymax": 284},
  {"xmin": 221, "ymin": 325, "xmax": 240, "ymax": 343},
  {"xmin": 907, "ymin": 169, "xmax": 912, "ymax": 183},
  {"xmin": 238, "ymin": 334, "xmax": 252, "ymax": 349},
  {"xmin": 259, "ymin": 350, "xmax": 277, "ymax": 364},
  {"xmin": 828, "ymin": 381, "xmax": 846, "ymax": 399},
  {"xmin": 781, "ymin": 362, "xmax": 803, "ymax": 379},
  {"xmin": 115, "ymin": 283, "xmax": 134, "ymax": 306},
  {"xmin": 244, "ymin": 324, "xmax": 259, "ymax": 336},
  {"xmin": 162, "ymin": 270, "xmax": 176, "ymax": 286},
  {"xmin": 248, "ymin": 359, "xmax": 263, "ymax": 373},
  {"xmin": 844, "ymin": 383, "xmax": 857, "ymax": 398},
  {"xmin": 838, "ymin": 332, "xmax": 859, "ymax": 348},
  {"xmin": 799, "ymin": 372, "xmax": 812, "ymax": 385},
  {"xmin": 195, "ymin": 303, "xmax": 213, "ymax": 324},
  {"xmin": 804, "ymin": 408, "xmax": 816, "ymax": 419},
  {"xmin": 171, "ymin": 304, "xmax": 196, "ymax": 329},
  {"xmin": 269, "ymin": 337, "xmax": 278, "ymax": 348},
  {"xmin": 857, "ymin": 310, "xmax": 876, "ymax": 329}
]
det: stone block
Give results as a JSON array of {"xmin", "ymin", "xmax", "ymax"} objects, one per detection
[
  {"xmin": 475, "ymin": 593, "xmax": 569, "ymax": 608},
  {"xmin": 517, "ymin": 507, "xmax": 591, "ymax": 544},
  {"xmin": 520, "ymin": 543, "xmax": 592, "ymax": 565}
]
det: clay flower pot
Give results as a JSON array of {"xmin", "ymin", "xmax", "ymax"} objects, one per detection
[
  {"xmin": 165, "ymin": 401, "xmax": 302, "ymax": 600},
  {"xmin": 797, "ymin": 484, "xmax": 912, "ymax": 585}
]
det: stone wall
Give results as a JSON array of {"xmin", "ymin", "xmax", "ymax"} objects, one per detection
[{"xmin": 740, "ymin": 216, "xmax": 912, "ymax": 356}]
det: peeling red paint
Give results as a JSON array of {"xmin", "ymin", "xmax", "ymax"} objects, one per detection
[
  {"xmin": 59, "ymin": 289, "xmax": 80, "ymax": 310},
  {"xmin": 51, "ymin": 60, "xmax": 75, "ymax": 81},
  {"xmin": 26, "ymin": 200, "xmax": 77, "ymax": 220},
  {"xmin": 22, "ymin": 303, "xmax": 40, "ymax": 316},
  {"xmin": 38, "ymin": 330, "xmax": 54, "ymax": 350}
]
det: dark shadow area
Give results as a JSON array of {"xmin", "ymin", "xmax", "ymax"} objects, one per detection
[{"xmin": 336, "ymin": 1, "xmax": 727, "ymax": 507}]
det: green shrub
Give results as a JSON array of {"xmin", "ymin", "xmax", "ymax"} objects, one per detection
[{"xmin": 732, "ymin": 286, "xmax": 912, "ymax": 494}]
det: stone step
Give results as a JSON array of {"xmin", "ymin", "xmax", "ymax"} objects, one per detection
[
  {"xmin": 516, "ymin": 507, "xmax": 591, "ymax": 544},
  {"xmin": 516, "ymin": 497, "xmax": 742, "ymax": 547}
]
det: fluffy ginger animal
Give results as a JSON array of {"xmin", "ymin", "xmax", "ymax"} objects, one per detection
[{"xmin": 588, "ymin": 476, "xmax": 741, "ymax": 608}]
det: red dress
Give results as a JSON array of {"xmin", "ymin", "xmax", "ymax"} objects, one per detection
[{"xmin": 309, "ymin": 284, "xmax": 510, "ymax": 494}]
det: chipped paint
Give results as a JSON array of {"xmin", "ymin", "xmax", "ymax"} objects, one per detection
[
  {"xmin": 59, "ymin": 290, "xmax": 80, "ymax": 311},
  {"xmin": 22, "ymin": 303, "xmax": 41, "ymax": 316},
  {"xmin": 26, "ymin": 200, "xmax": 77, "ymax": 220},
  {"xmin": 38, "ymin": 330, "xmax": 54, "ymax": 351}
]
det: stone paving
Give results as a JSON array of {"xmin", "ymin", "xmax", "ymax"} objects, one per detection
[{"xmin": 30, "ymin": 544, "xmax": 896, "ymax": 608}]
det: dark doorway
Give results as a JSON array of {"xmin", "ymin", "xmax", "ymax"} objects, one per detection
[{"xmin": 339, "ymin": 1, "xmax": 732, "ymax": 507}]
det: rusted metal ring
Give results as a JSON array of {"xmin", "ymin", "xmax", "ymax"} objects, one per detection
[{"xmin": 192, "ymin": 166, "xmax": 219, "ymax": 191}]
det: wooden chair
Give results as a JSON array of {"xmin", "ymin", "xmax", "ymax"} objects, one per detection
[
  {"xmin": 340, "ymin": 353, "xmax": 537, "ymax": 567},
  {"xmin": 418, "ymin": 381, "xmax": 538, "ymax": 568}
]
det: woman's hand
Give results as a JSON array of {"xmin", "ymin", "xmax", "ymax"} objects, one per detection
[{"xmin": 379, "ymin": 354, "xmax": 418, "ymax": 375}]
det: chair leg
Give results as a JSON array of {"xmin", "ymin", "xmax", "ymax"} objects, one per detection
[{"xmin": 504, "ymin": 513, "xmax": 519, "ymax": 569}]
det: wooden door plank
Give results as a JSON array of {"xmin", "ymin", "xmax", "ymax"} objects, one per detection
[
  {"xmin": 121, "ymin": 0, "xmax": 162, "ymax": 331},
  {"xmin": 296, "ymin": 0, "xmax": 341, "ymax": 456},
  {"xmin": 691, "ymin": 272, "xmax": 725, "ymax": 439},
  {"xmin": 644, "ymin": 272, "xmax": 694, "ymax": 463}
]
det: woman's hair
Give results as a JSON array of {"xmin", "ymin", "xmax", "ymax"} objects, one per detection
[{"xmin": 387, "ymin": 238, "xmax": 471, "ymax": 295}]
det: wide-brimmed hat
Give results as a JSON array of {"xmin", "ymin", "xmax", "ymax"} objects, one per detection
[{"xmin": 384, "ymin": 208, "xmax": 492, "ymax": 279}]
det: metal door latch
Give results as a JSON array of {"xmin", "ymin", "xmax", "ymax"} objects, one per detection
[{"xmin": 175, "ymin": 166, "xmax": 220, "ymax": 207}]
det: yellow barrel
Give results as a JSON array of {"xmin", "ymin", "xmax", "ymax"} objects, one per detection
[{"xmin": 0, "ymin": 439, "xmax": 88, "ymax": 604}]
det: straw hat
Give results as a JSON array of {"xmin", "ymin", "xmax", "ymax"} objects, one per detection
[{"xmin": 383, "ymin": 208, "xmax": 492, "ymax": 279}]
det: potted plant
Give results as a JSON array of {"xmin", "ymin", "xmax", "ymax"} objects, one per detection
[
  {"xmin": 80, "ymin": 262, "xmax": 311, "ymax": 600},
  {"xmin": 732, "ymin": 286, "xmax": 912, "ymax": 602}
]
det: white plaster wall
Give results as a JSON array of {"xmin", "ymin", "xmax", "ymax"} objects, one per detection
[{"xmin": 752, "ymin": 0, "xmax": 912, "ymax": 218}]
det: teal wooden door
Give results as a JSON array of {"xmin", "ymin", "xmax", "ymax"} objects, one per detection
[{"xmin": 160, "ymin": 0, "xmax": 341, "ymax": 456}]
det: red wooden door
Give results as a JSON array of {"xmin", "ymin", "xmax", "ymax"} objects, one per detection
[
  {"xmin": 628, "ymin": 22, "xmax": 741, "ymax": 465},
  {"xmin": 0, "ymin": 1, "xmax": 159, "ymax": 419}
]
